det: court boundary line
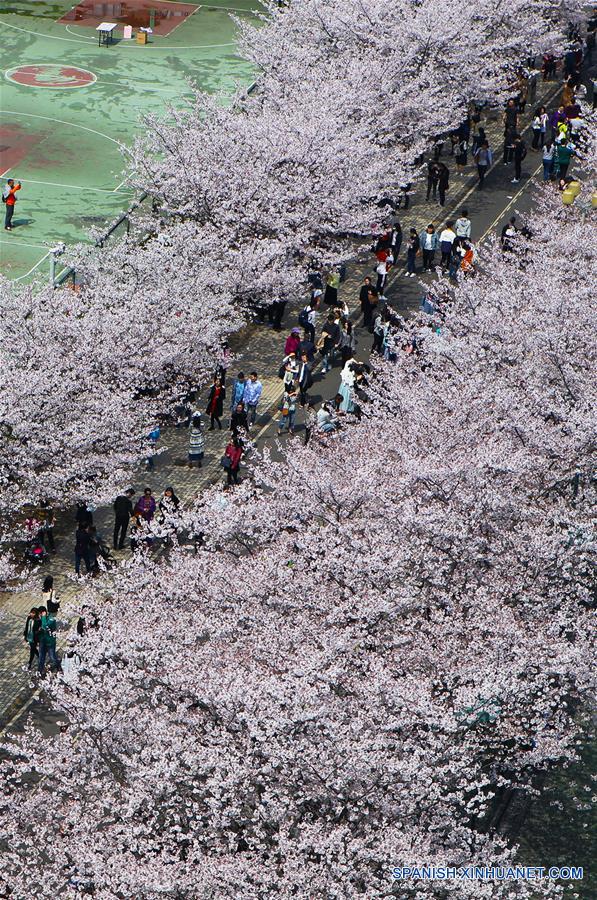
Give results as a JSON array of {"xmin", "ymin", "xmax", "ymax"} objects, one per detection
[
  {"xmin": 161, "ymin": 3, "xmax": 201, "ymax": 37},
  {"xmin": 0, "ymin": 110, "xmax": 127, "ymax": 151},
  {"xmin": 1, "ymin": 19, "xmax": 236, "ymax": 49},
  {"xmin": 5, "ymin": 63, "xmax": 97, "ymax": 89},
  {"xmin": 1, "ymin": 177, "xmax": 134, "ymax": 195},
  {"xmin": 65, "ymin": 23, "xmax": 95, "ymax": 41},
  {"xmin": 0, "ymin": 239, "xmax": 49, "ymax": 249}
]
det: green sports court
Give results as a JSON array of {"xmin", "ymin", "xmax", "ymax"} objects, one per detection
[{"xmin": 0, "ymin": 0, "xmax": 261, "ymax": 281}]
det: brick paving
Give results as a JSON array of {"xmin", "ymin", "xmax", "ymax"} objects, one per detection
[{"xmin": 0, "ymin": 74, "xmax": 564, "ymax": 728}]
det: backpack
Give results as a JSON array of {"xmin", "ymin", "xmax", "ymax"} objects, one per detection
[{"xmin": 298, "ymin": 306, "xmax": 310, "ymax": 328}]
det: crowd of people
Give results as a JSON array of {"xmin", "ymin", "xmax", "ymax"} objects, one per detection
[{"xmin": 19, "ymin": 48, "xmax": 592, "ymax": 675}]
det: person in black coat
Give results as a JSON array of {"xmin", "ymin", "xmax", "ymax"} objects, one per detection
[
  {"xmin": 426, "ymin": 160, "xmax": 441, "ymax": 200},
  {"xmin": 74, "ymin": 525, "xmax": 92, "ymax": 576},
  {"xmin": 75, "ymin": 503, "xmax": 93, "ymax": 529},
  {"xmin": 113, "ymin": 488, "xmax": 134, "ymax": 549},
  {"xmin": 359, "ymin": 276, "xmax": 374, "ymax": 327},
  {"xmin": 297, "ymin": 353, "xmax": 314, "ymax": 407},
  {"xmin": 230, "ymin": 401, "xmax": 249, "ymax": 440},
  {"xmin": 437, "ymin": 163, "xmax": 450, "ymax": 206},
  {"xmin": 24, "ymin": 608, "xmax": 41, "ymax": 670},
  {"xmin": 206, "ymin": 375, "xmax": 225, "ymax": 430}
]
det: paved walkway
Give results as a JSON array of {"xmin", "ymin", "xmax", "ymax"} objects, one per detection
[{"xmin": 0, "ymin": 73, "xmax": 566, "ymax": 728}]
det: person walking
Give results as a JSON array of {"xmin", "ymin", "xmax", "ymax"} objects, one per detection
[
  {"xmin": 318, "ymin": 312, "xmax": 341, "ymax": 374},
  {"xmin": 229, "ymin": 372, "xmax": 246, "ymax": 419},
  {"xmin": 554, "ymin": 141, "xmax": 576, "ymax": 180},
  {"xmin": 38, "ymin": 609, "xmax": 60, "ymax": 675},
  {"xmin": 284, "ymin": 328, "xmax": 302, "ymax": 358},
  {"xmin": 24, "ymin": 608, "xmax": 40, "ymax": 671},
  {"xmin": 230, "ymin": 401, "xmax": 249, "ymax": 440},
  {"xmin": 439, "ymin": 222, "xmax": 456, "ymax": 270},
  {"xmin": 426, "ymin": 159, "xmax": 440, "ymax": 200},
  {"xmin": 338, "ymin": 359, "xmax": 356, "ymax": 412},
  {"xmin": 531, "ymin": 106, "xmax": 548, "ymax": 149},
  {"xmin": 298, "ymin": 300, "xmax": 317, "ymax": 343},
  {"xmin": 390, "ymin": 217, "xmax": 402, "ymax": 260},
  {"xmin": 473, "ymin": 140, "xmax": 493, "ymax": 188},
  {"xmin": 74, "ymin": 524, "xmax": 92, "ymax": 576},
  {"xmin": 338, "ymin": 320, "xmax": 356, "ymax": 366},
  {"xmin": 324, "ymin": 269, "xmax": 340, "ymax": 306},
  {"xmin": 359, "ymin": 276, "xmax": 374, "ymax": 327},
  {"xmin": 278, "ymin": 385, "xmax": 298, "ymax": 434},
  {"xmin": 268, "ymin": 298, "xmax": 287, "ymax": 331},
  {"xmin": 455, "ymin": 209, "xmax": 472, "ymax": 243},
  {"xmin": 206, "ymin": 375, "xmax": 225, "ymax": 430},
  {"xmin": 297, "ymin": 352, "xmax": 313, "ymax": 407},
  {"xmin": 188, "ymin": 413, "xmax": 205, "ymax": 468},
  {"xmin": 375, "ymin": 255, "xmax": 388, "ymax": 294},
  {"xmin": 3, "ymin": 178, "xmax": 21, "ymax": 231},
  {"xmin": 158, "ymin": 487, "xmax": 180, "ymax": 518},
  {"xmin": 135, "ymin": 488, "xmax": 156, "ymax": 523},
  {"xmin": 419, "ymin": 224, "xmax": 439, "ymax": 271},
  {"xmin": 223, "ymin": 437, "xmax": 242, "ymax": 486},
  {"xmin": 541, "ymin": 141, "xmax": 555, "ymax": 181},
  {"xmin": 502, "ymin": 99, "xmax": 519, "ymax": 163},
  {"xmin": 243, "ymin": 372, "xmax": 263, "ymax": 427},
  {"xmin": 454, "ymin": 136, "xmax": 468, "ymax": 174},
  {"xmin": 437, "ymin": 162, "xmax": 449, "ymax": 206},
  {"xmin": 511, "ymin": 135, "xmax": 527, "ymax": 183},
  {"xmin": 113, "ymin": 488, "xmax": 134, "ymax": 549},
  {"xmin": 42, "ymin": 575, "xmax": 60, "ymax": 615},
  {"xmin": 471, "ymin": 125, "xmax": 487, "ymax": 155},
  {"xmin": 145, "ymin": 425, "xmax": 160, "ymax": 472},
  {"xmin": 405, "ymin": 228, "xmax": 420, "ymax": 277},
  {"xmin": 372, "ymin": 311, "xmax": 385, "ymax": 354}
]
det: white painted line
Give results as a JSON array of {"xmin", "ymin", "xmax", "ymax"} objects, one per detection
[
  {"xmin": 64, "ymin": 24, "xmax": 95, "ymax": 41},
  {"xmin": 1, "ymin": 19, "xmax": 236, "ymax": 50},
  {"xmin": 163, "ymin": 3, "xmax": 202, "ymax": 38},
  {"xmin": 11, "ymin": 250, "xmax": 53, "ymax": 281},
  {"xmin": 14, "ymin": 177, "xmax": 133, "ymax": 194},
  {"xmin": 0, "ymin": 110, "xmax": 126, "ymax": 151},
  {"xmin": 0, "ymin": 239, "xmax": 49, "ymax": 248},
  {"xmin": 478, "ymin": 161, "xmax": 543, "ymax": 243}
]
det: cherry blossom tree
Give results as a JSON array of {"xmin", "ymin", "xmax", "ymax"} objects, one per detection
[
  {"xmin": 0, "ymin": 184, "xmax": 594, "ymax": 898},
  {"xmin": 0, "ymin": 232, "xmax": 239, "ymax": 512},
  {"xmin": 128, "ymin": 0, "xmax": 586, "ymax": 306}
]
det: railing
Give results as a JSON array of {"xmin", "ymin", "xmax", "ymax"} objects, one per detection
[{"xmin": 52, "ymin": 191, "xmax": 149, "ymax": 288}]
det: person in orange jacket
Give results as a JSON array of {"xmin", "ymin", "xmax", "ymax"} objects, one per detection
[{"xmin": 3, "ymin": 179, "xmax": 21, "ymax": 231}]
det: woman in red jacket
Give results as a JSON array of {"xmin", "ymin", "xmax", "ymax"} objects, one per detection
[
  {"xmin": 224, "ymin": 438, "xmax": 242, "ymax": 486},
  {"xmin": 284, "ymin": 328, "xmax": 301, "ymax": 357}
]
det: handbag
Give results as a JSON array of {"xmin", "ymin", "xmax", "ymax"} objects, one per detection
[{"xmin": 220, "ymin": 454, "xmax": 232, "ymax": 470}]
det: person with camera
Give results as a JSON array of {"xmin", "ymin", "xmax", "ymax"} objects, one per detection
[{"xmin": 2, "ymin": 178, "xmax": 21, "ymax": 231}]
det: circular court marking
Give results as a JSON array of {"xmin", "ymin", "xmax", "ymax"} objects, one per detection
[{"xmin": 6, "ymin": 64, "xmax": 97, "ymax": 88}]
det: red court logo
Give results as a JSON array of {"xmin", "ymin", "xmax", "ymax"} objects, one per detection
[{"xmin": 6, "ymin": 65, "xmax": 97, "ymax": 88}]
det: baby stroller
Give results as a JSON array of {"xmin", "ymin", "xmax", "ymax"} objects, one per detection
[{"xmin": 24, "ymin": 537, "xmax": 48, "ymax": 565}]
